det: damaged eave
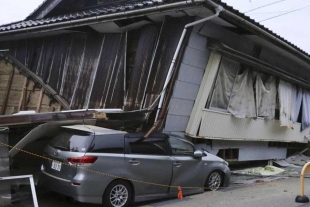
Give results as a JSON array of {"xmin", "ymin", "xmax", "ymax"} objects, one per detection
[
  {"xmin": 208, "ymin": 40, "xmax": 310, "ymax": 90},
  {"xmin": 0, "ymin": 110, "xmax": 100, "ymax": 127},
  {"xmin": 0, "ymin": 0, "xmax": 204, "ymax": 41},
  {"xmin": 204, "ymin": 0, "xmax": 310, "ymax": 68}
]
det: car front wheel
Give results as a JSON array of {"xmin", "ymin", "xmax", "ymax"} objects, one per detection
[
  {"xmin": 103, "ymin": 180, "xmax": 133, "ymax": 207},
  {"xmin": 205, "ymin": 171, "xmax": 222, "ymax": 191}
]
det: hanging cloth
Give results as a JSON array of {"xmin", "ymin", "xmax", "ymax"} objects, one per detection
[
  {"xmin": 278, "ymin": 80, "xmax": 294, "ymax": 128},
  {"xmin": 256, "ymin": 74, "xmax": 277, "ymax": 120},
  {"xmin": 228, "ymin": 69, "xmax": 256, "ymax": 118},
  {"xmin": 210, "ymin": 57, "xmax": 239, "ymax": 110},
  {"xmin": 302, "ymin": 89, "xmax": 310, "ymax": 131},
  {"xmin": 292, "ymin": 86, "xmax": 303, "ymax": 123}
]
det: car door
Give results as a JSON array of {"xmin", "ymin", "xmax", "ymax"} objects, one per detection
[
  {"xmin": 124, "ymin": 137, "xmax": 173, "ymax": 197},
  {"xmin": 168, "ymin": 137, "xmax": 205, "ymax": 194}
]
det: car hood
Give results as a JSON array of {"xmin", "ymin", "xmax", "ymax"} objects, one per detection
[{"xmin": 202, "ymin": 152, "xmax": 224, "ymax": 162}]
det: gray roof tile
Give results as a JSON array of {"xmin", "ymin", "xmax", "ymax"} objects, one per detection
[{"xmin": 0, "ymin": 0, "xmax": 308, "ymax": 58}]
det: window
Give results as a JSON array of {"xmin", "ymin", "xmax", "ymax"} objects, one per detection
[
  {"xmin": 169, "ymin": 138, "xmax": 195, "ymax": 156},
  {"xmin": 49, "ymin": 130, "xmax": 94, "ymax": 152},
  {"xmin": 209, "ymin": 57, "xmax": 240, "ymax": 111},
  {"xmin": 208, "ymin": 56, "xmax": 274, "ymax": 119},
  {"xmin": 89, "ymin": 134, "xmax": 124, "ymax": 154},
  {"xmin": 128, "ymin": 138, "xmax": 169, "ymax": 156}
]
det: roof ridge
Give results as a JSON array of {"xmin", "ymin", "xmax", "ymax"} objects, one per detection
[{"xmin": 25, "ymin": 0, "xmax": 50, "ymax": 20}]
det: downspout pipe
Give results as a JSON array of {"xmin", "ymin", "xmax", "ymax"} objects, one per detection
[{"xmin": 155, "ymin": 2, "xmax": 223, "ymax": 121}]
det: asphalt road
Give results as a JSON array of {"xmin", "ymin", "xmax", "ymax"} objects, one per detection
[{"xmin": 27, "ymin": 177, "xmax": 310, "ymax": 207}]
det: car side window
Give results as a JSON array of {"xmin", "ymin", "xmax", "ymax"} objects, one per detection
[
  {"xmin": 127, "ymin": 138, "xmax": 169, "ymax": 156},
  {"xmin": 88, "ymin": 134, "xmax": 124, "ymax": 154},
  {"xmin": 169, "ymin": 138, "xmax": 195, "ymax": 156}
]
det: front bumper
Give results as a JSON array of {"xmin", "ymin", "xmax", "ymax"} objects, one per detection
[{"xmin": 223, "ymin": 166, "xmax": 231, "ymax": 187}]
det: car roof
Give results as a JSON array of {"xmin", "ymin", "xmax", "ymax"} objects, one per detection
[
  {"xmin": 61, "ymin": 125, "xmax": 127, "ymax": 135},
  {"xmin": 125, "ymin": 133, "xmax": 168, "ymax": 139},
  {"xmin": 59, "ymin": 126, "xmax": 192, "ymax": 144}
]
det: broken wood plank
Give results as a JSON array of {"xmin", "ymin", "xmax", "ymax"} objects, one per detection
[
  {"xmin": 36, "ymin": 89, "xmax": 44, "ymax": 113},
  {"xmin": 18, "ymin": 77, "xmax": 28, "ymax": 112},
  {"xmin": 1, "ymin": 66, "xmax": 14, "ymax": 115}
]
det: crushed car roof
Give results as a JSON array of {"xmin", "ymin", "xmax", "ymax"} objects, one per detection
[{"xmin": 61, "ymin": 125, "xmax": 127, "ymax": 135}]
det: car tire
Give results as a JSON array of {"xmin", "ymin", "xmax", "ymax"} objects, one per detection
[
  {"xmin": 205, "ymin": 170, "xmax": 223, "ymax": 191},
  {"xmin": 103, "ymin": 180, "xmax": 133, "ymax": 207}
]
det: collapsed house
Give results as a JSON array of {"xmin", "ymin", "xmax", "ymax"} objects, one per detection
[{"xmin": 0, "ymin": 0, "xmax": 309, "ymax": 179}]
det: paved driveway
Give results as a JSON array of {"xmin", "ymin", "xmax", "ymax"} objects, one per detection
[
  {"xmin": 31, "ymin": 177, "xmax": 310, "ymax": 207},
  {"xmin": 7, "ymin": 176, "xmax": 310, "ymax": 207}
]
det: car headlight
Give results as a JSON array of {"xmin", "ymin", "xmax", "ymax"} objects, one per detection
[{"xmin": 223, "ymin": 160, "xmax": 229, "ymax": 166}]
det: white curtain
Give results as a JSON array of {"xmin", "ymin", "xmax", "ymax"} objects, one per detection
[
  {"xmin": 278, "ymin": 80, "xmax": 294, "ymax": 128},
  {"xmin": 302, "ymin": 89, "xmax": 310, "ymax": 131},
  {"xmin": 228, "ymin": 69, "xmax": 256, "ymax": 118},
  {"xmin": 256, "ymin": 74, "xmax": 277, "ymax": 120},
  {"xmin": 210, "ymin": 58, "xmax": 239, "ymax": 110}
]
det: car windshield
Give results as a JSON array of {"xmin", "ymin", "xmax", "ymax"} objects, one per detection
[{"xmin": 49, "ymin": 130, "xmax": 94, "ymax": 152}]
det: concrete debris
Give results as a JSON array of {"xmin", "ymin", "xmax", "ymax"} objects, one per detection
[
  {"xmin": 274, "ymin": 160, "xmax": 300, "ymax": 168},
  {"xmin": 232, "ymin": 175, "xmax": 285, "ymax": 185},
  {"xmin": 233, "ymin": 165, "xmax": 285, "ymax": 176},
  {"xmin": 286, "ymin": 153, "xmax": 310, "ymax": 166}
]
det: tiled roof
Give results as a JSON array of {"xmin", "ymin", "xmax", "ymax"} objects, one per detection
[
  {"xmin": 0, "ymin": 0, "xmax": 168, "ymax": 32},
  {"xmin": 0, "ymin": 0, "xmax": 308, "ymax": 58}
]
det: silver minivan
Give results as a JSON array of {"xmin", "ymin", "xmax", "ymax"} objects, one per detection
[{"xmin": 39, "ymin": 125, "xmax": 230, "ymax": 207}]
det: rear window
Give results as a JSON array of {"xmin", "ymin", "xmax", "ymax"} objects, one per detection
[
  {"xmin": 49, "ymin": 130, "xmax": 94, "ymax": 152},
  {"xmin": 88, "ymin": 134, "xmax": 124, "ymax": 154}
]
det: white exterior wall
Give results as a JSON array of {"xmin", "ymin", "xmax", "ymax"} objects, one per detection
[
  {"xmin": 164, "ymin": 25, "xmax": 210, "ymax": 137},
  {"xmin": 164, "ymin": 19, "xmax": 307, "ymax": 160},
  {"xmin": 200, "ymin": 110, "xmax": 308, "ymax": 143}
]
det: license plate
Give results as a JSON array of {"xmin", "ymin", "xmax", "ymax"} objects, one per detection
[{"xmin": 51, "ymin": 160, "xmax": 62, "ymax": 171}]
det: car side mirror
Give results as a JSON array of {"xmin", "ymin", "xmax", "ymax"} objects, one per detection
[{"xmin": 194, "ymin": 150, "xmax": 203, "ymax": 158}]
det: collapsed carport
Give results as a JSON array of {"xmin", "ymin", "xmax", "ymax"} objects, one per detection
[{"xmin": 0, "ymin": 109, "xmax": 147, "ymax": 180}]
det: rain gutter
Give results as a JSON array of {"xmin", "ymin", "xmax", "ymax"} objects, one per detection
[
  {"xmin": 0, "ymin": 1, "xmax": 204, "ymax": 40},
  {"xmin": 155, "ymin": 0, "xmax": 223, "ymax": 121}
]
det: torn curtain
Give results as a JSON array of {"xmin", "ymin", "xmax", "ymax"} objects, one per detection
[
  {"xmin": 278, "ymin": 80, "xmax": 294, "ymax": 128},
  {"xmin": 256, "ymin": 74, "xmax": 277, "ymax": 120},
  {"xmin": 210, "ymin": 57, "xmax": 239, "ymax": 110},
  {"xmin": 302, "ymin": 89, "xmax": 310, "ymax": 131},
  {"xmin": 228, "ymin": 69, "xmax": 256, "ymax": 118}
]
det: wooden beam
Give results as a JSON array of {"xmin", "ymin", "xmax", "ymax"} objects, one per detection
[
  {"xmin": 0, "ymin": 110, "xmax": 97, "ymax": 127},
  {"xmin": 1, "ymin": 67, "xmax": 15, "ymax": 115},
  {"xmin": 18, "ymin": 77, "xmax": 28, "ymax": 112},
  {"xmin": 36, "ymin": 89, "xmax": 44, "ymax": 113}
]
